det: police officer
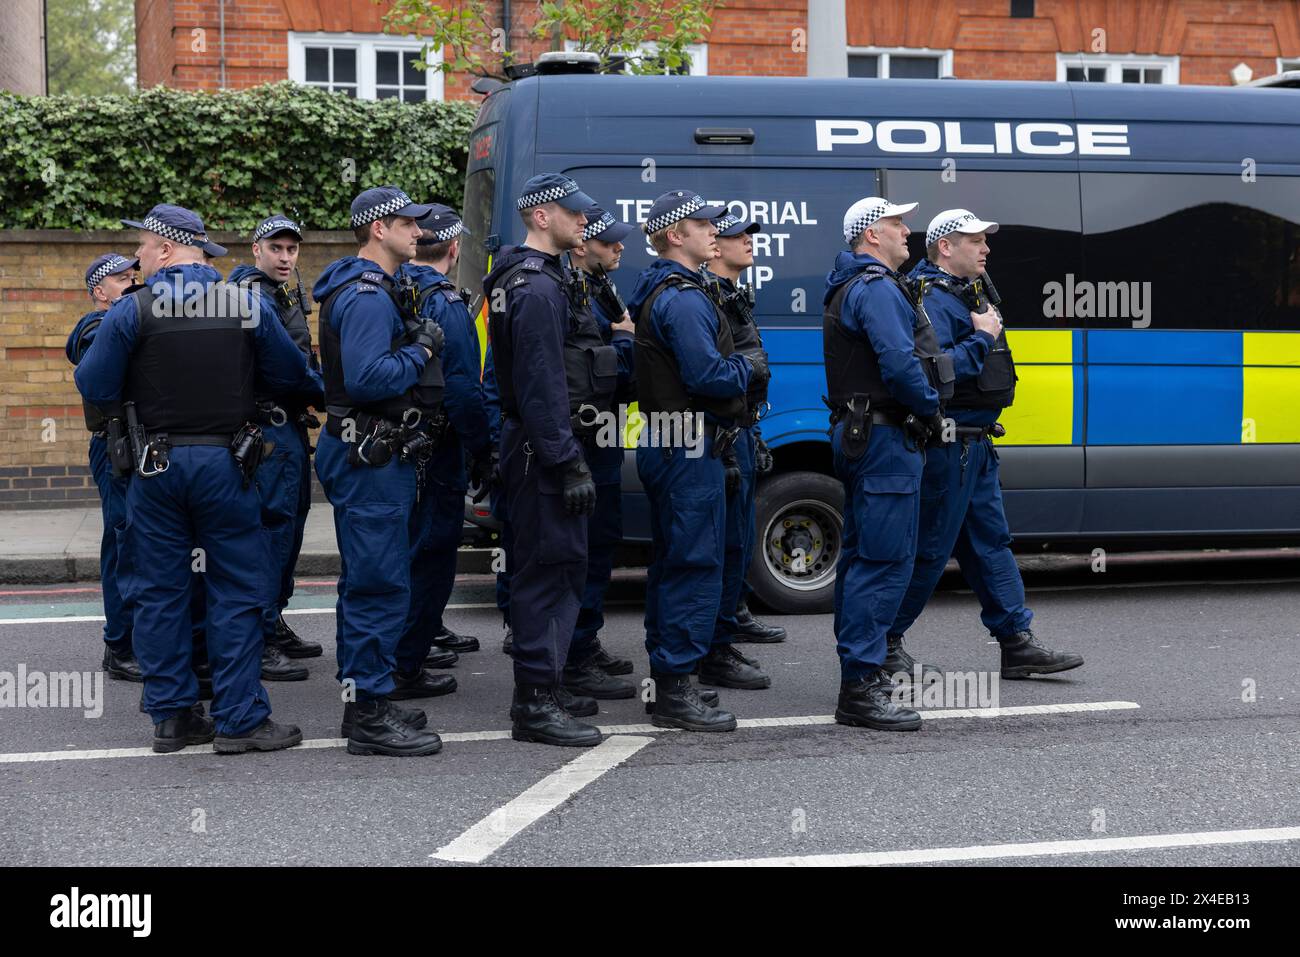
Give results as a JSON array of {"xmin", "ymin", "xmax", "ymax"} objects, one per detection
[
  {"xmin": 890, "ymin": 209, "xmax": 1084, "ymax": 679},
  {"xmin": 393, "ymin": 204, "xmax": 488, "ymax": 676},
  {"xmin": 228, "ymin": 215, "xmax": 326, "ymax": 682},
  {"xmin": 482, "ymin": 173, "xmax": 602, "ymax": 748},
  {"xmin": 822, "ymin": 197, "xmax": 951, "ymax": 731},
  {"xmin": 702, "ymin": 213, "xmax": 786, "ymax": 676},
  {"xmin": 556, "ymin": 205, "xmax": 641, "ymax": 699},
  {"xmin": 75, "ymin": 203, "xmax": 309, "ymax": 753},
  {"xmin": 627, "ymin": 190, "xmax": 764, "ymax": 731},
  {"xmin": 313, "ymin": 186, "xmax": 449, "ymax": 757},
  {"xmin": 67, "ymin": 253, "xmax": 141, "ymax": 682}
]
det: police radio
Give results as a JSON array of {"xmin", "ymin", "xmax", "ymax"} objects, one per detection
[
  {"xmin": 295, "ymin": 267, "xmax": 312, "ymax": 317},
  {"xmin": 590, "ymin": 265, "xmax": 628, "ymax": 321}
]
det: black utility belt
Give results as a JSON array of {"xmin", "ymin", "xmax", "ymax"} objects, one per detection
[
  {"xmin": 120, "ymin": 425, "xmax": 267, "ymax": 487},
  {"xmin": 928, "ymin": 421, "xmax": 1007, "ymax": 446},
  {"xmin": 328, "ymin": 408, "xmax": 442, "ymax": 468}
]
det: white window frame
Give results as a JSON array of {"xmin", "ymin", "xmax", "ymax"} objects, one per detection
[
  {"xmin": 1279, "ymin": 57, "xmax": 1300, "ymax": 73},
  {"xmin": 563, "ymin": 39, "xmax": 708, "ymax": 75},
  {"xmin": 288, "ymin": 31, "xmax": 444, "ymax": 101},
  {"xmin": 1056, "ymin": 52, "xmax": 1179, "ymax": 85},
  {"xmin": 846, "ymin": 46, "xmax": 953, "ymax": 79}
]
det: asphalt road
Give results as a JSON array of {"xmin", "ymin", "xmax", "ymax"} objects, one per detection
[{"xmin": 1, "ymin": 567, "xmax": 1298, "ymax": 868}]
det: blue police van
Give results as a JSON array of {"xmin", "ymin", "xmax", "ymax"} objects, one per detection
[{"xmin": 459, "ymin": 62, "xmax": 1300, "ymax": 614}]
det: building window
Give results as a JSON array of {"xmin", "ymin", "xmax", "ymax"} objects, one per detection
[
  {"xmin": 563, "ymin": 40, "xmax": 707, "ymax": 75},
  {"xmin": 847, "ymin": 47, "xmax": 953, "ymax": 79},
  {"xmin": 288, "ymin": 32, "xmax": 444, "ymax": 100},
  {"xmin": 1057, "ymin": 53, "xmax": 1178, "ymax": 84},
  {"xmin": 1011, "ymin": 0, "xmax": 1035, "ymax": 16},
  {"xmin": 1280, "ymin": 58, "xmax": 1300, "ymax": 74}
]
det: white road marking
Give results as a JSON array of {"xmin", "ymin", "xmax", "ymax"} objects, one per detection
[
  {"xmin": 655, "ymin": 825, "xmax": 1300, "ymax": 867},
  {"xmin": 0, "ymin": 701, "xmax": 1139, "ymax": 765},
  {"xmin": 0, "ymin": 603, "xmax": 499, "ymax": 626},
  {"xmin": 431, "ymin": 735, "xmax": 655, "ymax": 864}
]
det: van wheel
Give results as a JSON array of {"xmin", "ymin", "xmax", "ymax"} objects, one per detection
[{"xmin": 747, "ymin": 471, "xmax": 843, "ymax": 615}]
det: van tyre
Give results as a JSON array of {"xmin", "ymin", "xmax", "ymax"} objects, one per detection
[{"xmin": 749, "ymin": 470, "xmax": 843, "ymax": 615}]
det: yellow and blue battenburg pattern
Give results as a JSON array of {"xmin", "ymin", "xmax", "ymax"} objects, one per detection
[{"xmin": 997, "ymin": 329, "xmax": 1300, "ymax": 446}]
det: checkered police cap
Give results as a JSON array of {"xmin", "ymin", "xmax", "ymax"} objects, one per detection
[
  {"xmin": 642, "ymin": 191, "xmax": 728, "ymax": 235},
  {"xmin": 351, "ymin": 190, "xmax": 421, "ymax": 229},
  {"xmin": 84, "ymin": 254, "xmax": 136, "ymax": 294},
  {"xmin": 841, "ymin": 197, "xmax": 918, "ymax": 245},
  {"xmin": 141, "ymin": 215, "xmax": 203, "ymax": 247},
  {"xmin": 253, "ymin": 217, "xmax": 303, "ymax": 243},
  {"xmin": 584, "ymin": 210, "xmax": 617, "ymax": 242},
  {"xmin": 518, "ymin": 179, "xmax": 577, "ymax": 210},
  {"xmin": 924, "ymin": 208, "xmax": 1000, "ymax": 248},
  {"xmin": 430, "ymin": 220, "xmax": 465, "ymax": 242}
]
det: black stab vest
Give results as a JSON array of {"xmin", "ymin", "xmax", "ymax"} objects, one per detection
[
  {"xmin": 703, "ymin": 274, "xmax": 768, "ymax": 413},
  {"xmin": 822, "ymin": 266, "xmax": 955, "ymax": 414},
  {"xmin": 488, "ymin": 257, "xmax": 616, "ymax": 417},
  {"xmin": 124, "ymin": 282, "xmax": 256, "ymax": 435},
  {"xmin": 919, "ymin": 275, "xmax": 1017, "ymax": 411},
  {"xmin": 317, "ymin": 271, "xmax": 443, "ymax": 424},
  {"xmin": 71, "ymin": 312, "xmax": 118, "ymax": 432},
  {"xmin": 634, "ymin": 273, "xmax": 747, "ymax": 423}
]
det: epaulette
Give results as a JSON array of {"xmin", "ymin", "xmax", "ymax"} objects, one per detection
[
  {"xmin": 360, "ymin": 271, "xmax": 386, "ymax": 284},
  {"xmin": 520, "ymin": 258, "xmax": 544, "ymax": 271}
]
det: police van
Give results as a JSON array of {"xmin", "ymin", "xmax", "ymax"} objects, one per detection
[{"xmin": 459, "ymin": 59, "xmax": 1300, "ymax": 614}]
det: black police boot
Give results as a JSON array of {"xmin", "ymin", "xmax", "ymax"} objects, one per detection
[
  {"xmin": 883, "ymin": 635, "xmax": 943, "ymax": 683},
  {"xmin": 563, "ymin": 652, "xmax": 637, "ymax": 699},
  {"xmin": 510, "ymin": 684, "xmax": 602, "ymax": 747},
  {"xmin": 501, "ymin": 626, "xmax": 514, "ymax": 656},
  {"xmin": 586, "ymin": 638, "xmax": 633, "ymax": 676},
  {"xmin": 346, "ymin": 699, "xmax": 443, "ymax": 757},
  {"xmin": 340, "ymin": 701, "xmax": 427, "ymax": 738},
  {"xmin": 699, "ymin": 644, "xmax": 772, "ymax": 690},
  {"xmin": 835, "ymin": 670, "xmax": 922, "ymax": 731},
  {"xmin": 103, "ymin": 643, "xmax": 144, "ymax": 682},
  {"xmin": 423, "ymin": 646, "xmax": 460, "ymax": 669},
  {"xmin": 432, "ymin": 625, "xmax": 480, "ymax": 653},
  {"xmin": 645, "ymin": 688, "xmax": 720, "ymax": 715},
  {"xmin": 553, "ymin": 686, "xmax": 599, "ymax": 718},
  {"xmin": 650, "ymin": 673, "xmax": 737, "ymax": 731},
  {"xmin": 152, "ymin": 704, "xmax": 215, "ymax": 754},
  {"xmin": 390, "ymin": 669, "xmax": 458, "ymax": 700},
  {"xmin": 729, "ymin": 600, "xmax": 787, "ymax": 644},
  {"xmin": 1000, "ymin": 630, "xmax": 1084, "ymax": 679},
  {"xmin": 270, "ymin": 614, "xmax": 323, "ymax": 659},
  {"xmin": 213, "ymin": 718, "xmax": 304, "ymax": 754},
  {"xmin": 260, "ymin": 643, "xmax": 309, "ymax": 682}
]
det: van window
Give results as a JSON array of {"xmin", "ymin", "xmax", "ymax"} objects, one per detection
[
  {"xmin": 888, "ymin": 169, "xmax": 1084, "ymax": 327},
  {"xmin": 1081, "ymin": 173, "xmax": 1300, "ymax": 330},
  {"xmin": 457, "ymin": 167, "xmax": 495, "ymax": 301}
]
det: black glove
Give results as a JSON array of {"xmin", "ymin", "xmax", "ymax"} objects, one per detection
[
  {"xmin": 562, "ymin": 458, "xmax": 597, "ymax": 515},
  {"xmin": 926, "ymin": 412, "xmax": 948, "ymax": 442},
  {"xmin": 745, "ymin": 351, "xmax": 770, "ymax": 387},
  {"xmin": 743, "ymin": 348, "xmax": 769, "ymax": 387},
  {"xmin": 468, "ymin": 447, "xmax": 499, "ymax": 501},
  {"xmin": 754, "ymin": 436, "xmax": 774, "ymax": 476},
  {"xmin": 412, "ymin": 320, "xmax": 445, "ymax": 358},
  {"xmin": 722, "ymin": 451, "xmax": 741, "ymax": 497}
]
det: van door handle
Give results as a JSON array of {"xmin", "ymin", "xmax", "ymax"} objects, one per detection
[{"xmin": 695, "ymin": 128, "xmax": 755, "ymax": 145}]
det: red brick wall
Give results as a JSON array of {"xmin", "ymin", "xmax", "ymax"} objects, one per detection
[
  {"xmin": 137, "ymin": 0, "xmax": 813, "ymax": 97},
  {"xmin": 847, "ymin": 0, "xmax": 1300, "ymax": 85}
]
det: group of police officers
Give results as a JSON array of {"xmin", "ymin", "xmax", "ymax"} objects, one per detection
[{"xmin": 67, "ymin": 173, "xmax": 1082, "ymax": 756}]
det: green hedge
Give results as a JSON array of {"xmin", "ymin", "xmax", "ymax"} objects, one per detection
[{"xmin": 0, "ymin": 82, "xmax": 478, "ymax": 231}]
